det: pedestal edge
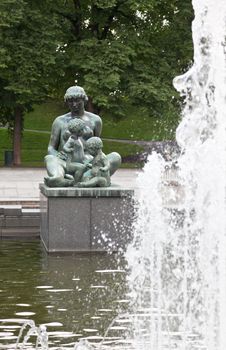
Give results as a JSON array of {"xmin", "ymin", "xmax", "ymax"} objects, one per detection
[{"xmin": 39, "ymin": 183, "xmax": 134, "ymax": 198}]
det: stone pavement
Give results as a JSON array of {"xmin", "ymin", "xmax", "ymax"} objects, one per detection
[{"xmin": 0, "ymin": 167, "xmax": 141, "ymax": 206}]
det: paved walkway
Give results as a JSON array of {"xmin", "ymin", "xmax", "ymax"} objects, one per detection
[{"xmin": 0, "ymin": 167, "xmax": 141, "ymax": 203}]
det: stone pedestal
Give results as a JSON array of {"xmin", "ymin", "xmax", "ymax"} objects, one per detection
[{"xmin": 39, "ymin": 184, "xmax": 134, "ymax": 253}]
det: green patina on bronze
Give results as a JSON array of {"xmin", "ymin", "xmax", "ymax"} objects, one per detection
[{"xmin": 44, "ymin": 86, "xmax": 121, "ymax": 187}]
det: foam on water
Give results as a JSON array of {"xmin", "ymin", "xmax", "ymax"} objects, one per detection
[{"xmin": 126, "ymin": 0, "xmax": 226, "ymax": 349}]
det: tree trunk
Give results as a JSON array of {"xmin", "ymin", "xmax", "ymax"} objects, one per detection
[
  {"xmin": 87, "ymin": 96, "xmax": 100, "ymax": 114},
  {"xmin": 13, "ymin": 107, "xmax": 23, "ymax": 166}
]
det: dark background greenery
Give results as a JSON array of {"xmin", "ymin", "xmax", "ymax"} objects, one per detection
[{"xmin": 0, "ymin": 0, "xmax": 194, "ymax": 166}]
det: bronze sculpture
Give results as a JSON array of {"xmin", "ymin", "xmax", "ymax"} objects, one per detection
[{"xmin": 44, "ymin": 86, "xmax": 121, "ymax": 187}]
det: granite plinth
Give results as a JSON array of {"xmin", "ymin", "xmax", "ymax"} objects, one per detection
[{"xmin": 39, "ymin": 184, "xmax": 134, "ymax": 253}]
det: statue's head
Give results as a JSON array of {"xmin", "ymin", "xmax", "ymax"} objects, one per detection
[
  {"xmin": 86, "ymin": 137, "xmax": 103, "ymax": 156},
  {"xmin": 68, "ymin": 118, "xmax": 86, "ymax": 137},
  {"xmin": 64, "ymin": 86, "xmax": 88, "ymax": 115},
  {"xmin": 64, "ymin": 86, "xmax": 88, "ymax": 102}
]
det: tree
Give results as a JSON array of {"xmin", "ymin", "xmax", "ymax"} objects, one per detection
[
  {"xmin": 48, "ymin": 0, "xmax": 194, "ymax": 118},
  {"xmin": 0, "ymin": 0, "xmax": 60, "ymax": 165},
  {"xmin": 0, "ymin": 0, "xmax": 194, "ymax": 164}
]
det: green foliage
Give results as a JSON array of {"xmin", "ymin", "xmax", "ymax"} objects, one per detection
[
  {"xmin": 0, "ymin": 129, "xmax": 12, "ymax": 150},
  {"xmin": 0, "ymin": 0, "xmax": 61, "ymax": 125},
  {"xmin": 24, "ymin": 100, "xmax": 67, "ymax": 131},
  {"xmin": 49, "ymin": 0, "xmax": 194, "ymax": 118},
  {"xmin": 0, "ymin": 0, "xmax": 194, "ymax": 151}
]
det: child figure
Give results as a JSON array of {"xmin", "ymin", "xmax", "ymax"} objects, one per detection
[
  {"xmin": 59, "ymin": 118, "xmax": 91, "ymax": 183},
  {"xmin": 77, "ymin": 137, "xmax": 111, "ymax": 188}
]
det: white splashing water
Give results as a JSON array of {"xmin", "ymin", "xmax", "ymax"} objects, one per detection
[{"xmin": 126, "ymin": 1, "xmax": 226, "ymax": 350}]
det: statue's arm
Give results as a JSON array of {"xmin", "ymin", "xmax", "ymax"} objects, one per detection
[
  {"xmin": 100, "ymin": 156, "xmax": 110, "ymax": 172},
  {"xmin": 48, "ymin": 119, "xmax": 61, "ymax": 156},
  {"xmin": 63, "ymin": 138, "xmax": 74, "ymax": 153},
  {"xmin": 94, "ymin": 116, "xmax": 102, "ymax": 137},
  {"xmin": 83, "ymin": 126, "xmax": 93, "ymax": 140}
]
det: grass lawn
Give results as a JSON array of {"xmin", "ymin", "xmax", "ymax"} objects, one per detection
[
  {"xmin": 24, "ymin": 100, "xmax": 179, "ymax": 141},
  {"xmin": 2, "ymin": 99, "xmax": 179, "ymax": 167},
  {"xmin": 24, "ymin": 100, "xmax": 67, "ymax": 132},
  {"xmin": 102, "ymin": 105, "xmax": 179, "ymax": 141},
  {"xmin": 0, "ymin": 129, "xmax": 144, "ymax": 167}
]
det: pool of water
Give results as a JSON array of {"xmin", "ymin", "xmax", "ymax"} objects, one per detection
[{"xmin": 0, "ymin": 240, "xmax": 130, "ymax": 349}]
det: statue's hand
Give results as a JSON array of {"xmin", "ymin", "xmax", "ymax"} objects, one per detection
[
  {"xmin": 85, "ymin": 163, "xmax": 92, "ymax": 169},
  {"xmin": 57, "ymin": 151, "xmax": 68, "ymax": 161},
  {"xmin": 63, "ymin": 146, "xmax": 74, "ymax": 153},
  {"xmin": 100, "ymin": 166, "xmax": 108, "ymax": 174},
  {"xmin": 83, "ymin": 126, "xmax": 93, "ymax": 140}
]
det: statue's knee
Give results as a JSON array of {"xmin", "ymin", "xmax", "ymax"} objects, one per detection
[
  {"xmin": 107, "ymin": 152, "xmax": 122, "ymax": 175},
  {"xmin": 98, "ymin": 178, "xmax": 108, "ymax": 187},
  {"xmin": 44, "ymin": 154, "xmax": 55, "ymax": 164}
]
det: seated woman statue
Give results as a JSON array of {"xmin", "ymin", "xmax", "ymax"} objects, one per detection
[{"xmin": 44, "ymin": 85, "xmax": 121, "ymax": 187}]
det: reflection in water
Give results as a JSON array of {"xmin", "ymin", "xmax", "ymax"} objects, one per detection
[{"xmin": 0, "ymin": 241, "xmax": 129, "ymax": 348}]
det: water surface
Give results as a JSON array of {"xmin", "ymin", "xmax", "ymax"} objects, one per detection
[{"xmin": 0, "ymin": 241, "xmax": 129, "ymax": 348}]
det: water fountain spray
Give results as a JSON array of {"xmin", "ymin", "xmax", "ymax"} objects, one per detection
[{"xmin": 127, "ymin": 0, "xmax": 226, "ymax": 349}]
